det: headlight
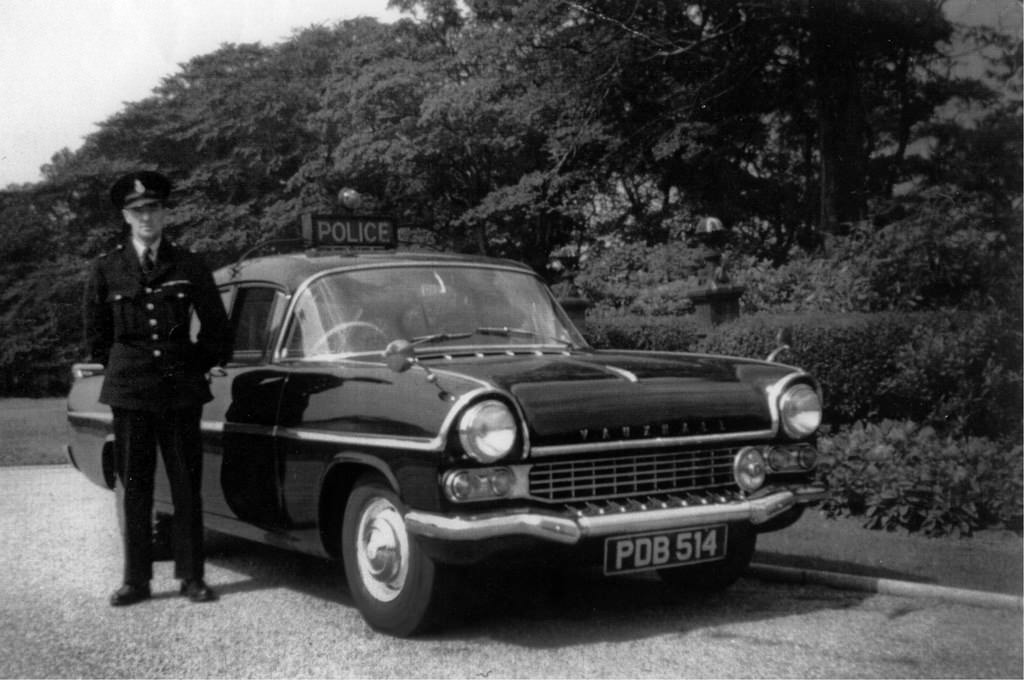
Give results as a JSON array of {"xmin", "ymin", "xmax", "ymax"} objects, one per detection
[
  {"xmin": 457, "ymin": 400, "xmax": 518, "ymax": 463},
  {"xmin": 778, "ymin": 383, "xmax": 822, "ymax": 439}
]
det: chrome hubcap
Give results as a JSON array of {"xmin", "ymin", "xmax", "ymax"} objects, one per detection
[{"xmin": 356, "ymin": 497, "xmax": 409, "ymax": 602}]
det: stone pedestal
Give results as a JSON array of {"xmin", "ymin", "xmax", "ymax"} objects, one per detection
[
  {"xmin": 558, "ymin": 296, "xmax": 591, "ymax": 331},
  {"xmin": 686, "ymin": 285, "xmax": 745, "ymax": 329}
]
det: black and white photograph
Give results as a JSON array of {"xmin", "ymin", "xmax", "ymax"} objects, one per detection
[{"xmin": 0, "ymin": 0, "xmax": 1021, "ymax": 677}]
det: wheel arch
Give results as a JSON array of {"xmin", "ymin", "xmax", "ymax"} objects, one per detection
[{"xmin": 318, "ymin": 454, "xmax": 401, "ymax": 559}]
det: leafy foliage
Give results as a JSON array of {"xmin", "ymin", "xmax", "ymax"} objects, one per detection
[
  {"xmin": 818, "ymin": 420, "xmax": 1023, "ymax": 537},
  {"xmin": 575, "ymin": 239, "xmax": 705, "ymax": 313},
  {"xmin": 584, "ymin": 310, "xmax": 705, "ymax": 351},
  {"xmin": 584, "ymin": 185, "xmax": 1023, "ymax": 316},
  {"xmin": 0, "ymin": 2, "xmax": 1020, "ymax": 409}
]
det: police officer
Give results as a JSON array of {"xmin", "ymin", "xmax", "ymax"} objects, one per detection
[{"xmin": 83, "ymin": 171, "xmax": 232, "ymax": 606}]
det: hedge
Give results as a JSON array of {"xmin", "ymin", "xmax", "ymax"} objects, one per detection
[{"xmin": 583, "ymin": 309, "xmax": 1022, "ymax": 440}]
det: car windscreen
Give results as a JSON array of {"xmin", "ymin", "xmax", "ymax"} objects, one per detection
[{"xmin": 281, "ymin": 265, "xmax": 585, "ymax": 359}]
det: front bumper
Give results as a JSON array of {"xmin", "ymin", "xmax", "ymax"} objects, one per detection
[{"xmin": 405, "ymin": 486, "xmax": 828, "ymax": 546}]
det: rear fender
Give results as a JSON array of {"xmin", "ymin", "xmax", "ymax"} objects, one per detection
[{"xmin": 66, "ymin": 367, "xmax": 115, "ymax": 491}]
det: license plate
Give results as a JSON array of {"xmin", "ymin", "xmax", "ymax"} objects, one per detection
[{"xmin": 603, "ymin": 524, "xmax": 728, "ymax": 575}]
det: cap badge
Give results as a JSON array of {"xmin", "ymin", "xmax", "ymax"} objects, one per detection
[{"xmin": 133, "ymin": 179, "xmax": 146, "ymax": 194}]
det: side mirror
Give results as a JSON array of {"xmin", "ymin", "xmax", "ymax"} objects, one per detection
[
  {"xmin": 382, "ymin": 338, "xmax": 453, "ymax": 401},
  {"xmin": 383, "ymin": 339, "xmax": 416, "ymax": 373}
]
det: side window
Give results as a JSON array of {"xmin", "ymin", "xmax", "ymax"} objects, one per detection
[
  {"xmin": 282, "ymin": 286, "xmax": 326, "ymax": 359},
  {"xmin": 230, "ymin": 286, "xmax": 285, "ymax": 364}
]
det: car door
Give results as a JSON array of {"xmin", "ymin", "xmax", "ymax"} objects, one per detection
[{"xmin": 203, "ymin": 283, "xmax": 291, "ymax": 527}]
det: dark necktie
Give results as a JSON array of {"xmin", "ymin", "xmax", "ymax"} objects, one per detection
[{"xmin": 142, "ymin": 247, "xmax": 155, "ymax": 274}]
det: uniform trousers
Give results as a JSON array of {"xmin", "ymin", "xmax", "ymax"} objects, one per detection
[{"xmin": 112, "ymin": 406, "xmax": 205, "ymax": 585}]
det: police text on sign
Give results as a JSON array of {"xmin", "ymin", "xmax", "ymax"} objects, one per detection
[{"xmin": 301, "ymin": 214, "xmax": 397, "ymax": 248}]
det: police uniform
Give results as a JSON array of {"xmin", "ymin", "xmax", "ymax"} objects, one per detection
[{"xmin": 83, "ymin": 171, "xmax": 232, "ymax": 604}]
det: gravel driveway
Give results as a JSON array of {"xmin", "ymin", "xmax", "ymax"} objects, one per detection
[{"xmin": 3, "ymin": 466, "xmax": 1021, "ymax": 678}]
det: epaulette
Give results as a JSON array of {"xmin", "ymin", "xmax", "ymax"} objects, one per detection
[{"xmin": 98, "ymin": 244, "xmax": 125, "ymax": 259}]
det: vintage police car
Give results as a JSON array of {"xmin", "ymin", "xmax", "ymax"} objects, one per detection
[{"xmin": 66, "ymin": 215, "xmax": 826, "ymax": 636}]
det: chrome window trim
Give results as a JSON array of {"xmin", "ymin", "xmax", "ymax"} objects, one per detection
[{"xmin": 270, "ymin": 261, "xmax": 579, "ymax": 363}]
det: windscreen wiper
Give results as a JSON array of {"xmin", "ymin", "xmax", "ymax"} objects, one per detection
[
  {"xmin": 474, "ymin": 327, "xmax": 575, "ymax": 348},
  {"xmin": 474, "ymin": 326, "xmax": 537, "ymax": 338},
  {"xmin": 410, "ymin": 332, "xmax": 474, "ymax": 346},
  {"xmin": 410, "ymin": 328, "xmax": 573, "ymax": 348}
]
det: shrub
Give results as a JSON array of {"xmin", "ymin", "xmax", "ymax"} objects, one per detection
[
  {"xmin": 583, "ymin": 310, "xmax": 704, "ymax": 351},
  {"xmin": 575, "ymin": 239, "xmax": 708, "ymax": 313},
  {"xmin": 732, "ymin": 188, "xmax": 1023, "ymax": 317},
  {"xmin": 852, "ymin": 190, "xmax": 1021, "ymax": 313},
  {"xmin": 734, "ymin": 250, "xmax": 875, "ymax": 314},
  {"xmin": 818, "ymin": 420, "xmax": 1024, "ymax": 537},
  {"xmin": 586, "ymin": 308, "xmax": 1021, "ymax": 439},
  {"xmin": 878, "ymin": 310, "xmax": 1022, "ymax": 437},
  {"xmin": 695, "ymin": 312, "xmax": 914, "ymax": 425},
  {"xmin": 694, "ymin": 310, "xmax": 1021, "ymax": 439}
]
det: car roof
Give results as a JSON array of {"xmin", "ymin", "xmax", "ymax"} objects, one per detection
[{"xmin": 214, "ymin": 248, "xmax": 536, "ymax": 292}]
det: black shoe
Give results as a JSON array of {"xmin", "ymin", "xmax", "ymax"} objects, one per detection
[
  {"xmin": 180, "ymin": 579, "xmax": 218, "ymax": 603},
  {"xmin": 110, "ymin": 583, "xmax": 150, "ymax": 607}
]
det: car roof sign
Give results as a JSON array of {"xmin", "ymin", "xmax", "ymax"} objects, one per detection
[{"xmin": 300, "ymin": 213, "xmax": 398, "ymax": 249}]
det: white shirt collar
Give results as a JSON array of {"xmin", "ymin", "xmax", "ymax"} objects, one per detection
[{"xmin": 131, "ymin": 237, "xmax": 162, "ymax": 261}]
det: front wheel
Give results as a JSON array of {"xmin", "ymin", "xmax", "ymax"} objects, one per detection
[
  {"xmin": 656, "ymin": 523, "xmax": 756, "ymax": 591},
  {"xmin": 341, "ymin": 475, "xmax": 454, "ymax": 636}
]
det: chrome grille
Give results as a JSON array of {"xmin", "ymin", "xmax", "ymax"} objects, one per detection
[{"xmin": 528, "ymin": 447, "xmax": 737, "ymax": 503}]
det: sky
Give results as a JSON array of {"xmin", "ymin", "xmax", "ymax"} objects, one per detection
[
  {"xmin": 0, "ymin": 0, "xmax": 402, "ymax": 188},
  {"xmin": 1, "ymin": 1, "xmax": 1019, "ymax": 190}
]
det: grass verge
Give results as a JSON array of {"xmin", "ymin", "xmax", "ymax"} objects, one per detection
[{"xmin": 1, "ymin": 398, "xmax": 68, "ymax": 466}]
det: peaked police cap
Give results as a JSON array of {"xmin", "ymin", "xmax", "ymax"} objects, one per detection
[{"xmin": 110, "ymin": 171, "xmax": 172, "ymax": 210}]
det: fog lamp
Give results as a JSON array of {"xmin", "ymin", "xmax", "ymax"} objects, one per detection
[
  {"xmin": 447, "ymin": 471, "xmax": 475, "ymax": 501},
  {"xmin": 797, "ymin": 445, "xmax": 818, "ymax": 470},
  {"xmin": 444, "ymin": 468, "xmax": 517, "ymax": 503},
  {"xmin": 490, "ymin": 468, "xmax": 515, "ymax": 496},
  {"xmin": 734, "ymin": 447, "xmax": 767, "ymax": 493},
  {"xmin": 767, "ymin": 447, "xmax": 792, "ymax": 472}
]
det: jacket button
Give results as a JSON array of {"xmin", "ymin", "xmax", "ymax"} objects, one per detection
[
  {"xmin": 153, "ymin": 349, "xmax": 162, "ymax": 357},
  {"xmin": 148, "ymin": 319, "xmax": 157, "ymax": 327},
  {"xmin": 145, "ymin": 288, "xmax": 153, "ymax": 294},
  {"xmin": 146, "ymin": 303, "xmax": 155, "ymax": 310},
  {"xmin": 151, "ymin": 334, "xmax": 159, "ymax": 340}
]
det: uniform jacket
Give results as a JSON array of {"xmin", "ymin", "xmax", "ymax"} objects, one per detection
[{"xmin": 84, "ymin": 238, "xmax": 232, "ymax": 411}]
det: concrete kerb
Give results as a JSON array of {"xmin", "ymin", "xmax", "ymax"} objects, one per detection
[{"xmin": 747, "ymin": 562, "xmax": 1024, "ymax": 611}]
